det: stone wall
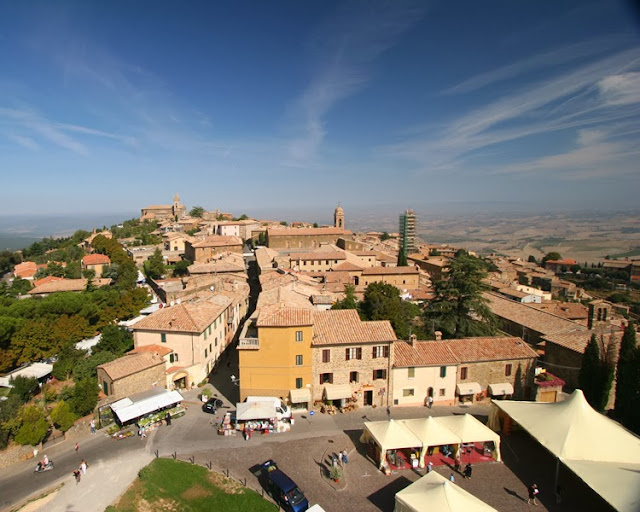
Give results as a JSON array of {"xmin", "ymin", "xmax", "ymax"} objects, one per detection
[
  {"xmin": 457, "ymin": 357, "xmax": 536, "ymax": 400},
  {"xmin": 267, "ymin": 234, "xmax": 342, "ymax": 250},
  {"xmin": 97, "ymin": 363, "xmax": 166, "ymax": 402}
]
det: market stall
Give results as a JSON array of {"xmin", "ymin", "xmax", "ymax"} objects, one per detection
[
  {"xmin": 323, "ymin": 383, "xmax": 353, "ymax": 407},
  {"xmin": 235, "ymin": 401, "xmax": 291, "ymax": 434},
  {"xmin": 455, "ymin": 382, "xmax": 482, "ymax": 403},
  {"xmin": 435, "ymin": 414, "xmax": 501, "ymax": 462},
  {"xmin": 361, "ymin": 420, "xmax": 422, "ymax": 472},
  {"xmin": 109, "ymin": 388, "xmax": 185, "ymax": 432},
  {"xmin": 289, "ymin": 387, "xmax": 312, "ymax": 411},
  {"xmin": 401, "ymin": 417, "xmax": 461, "ymax": 468},
  {"xmin": 395, "ymin": 471, "xmax": 498, "ymax": 512}
]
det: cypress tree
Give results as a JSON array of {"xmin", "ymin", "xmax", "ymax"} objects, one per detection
[
  {"xmin": 615, "ymin": 321, "xmax": 637, "ymax": 421},
  {"xmin": 579, "ymin": 334, "xmax": 601, "ymax": 409}
]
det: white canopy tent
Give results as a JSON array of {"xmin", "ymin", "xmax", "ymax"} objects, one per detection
[
  {"xmin": 0, "ymin": 362, "xmax": 53, "ymax": 387},
  {"xmin": 236, "ymin": 401, "xmax": 277, "ymax": 421},
  {"xmin": 111, "ymin": 389, "xmax": 183, "ymax": 424},
  {"xmin": 395, "ymin": 471, "xmax": 498, "ymax": 512},
  {"xmin": 401, "ymin": 417, "xmax": 462, "ymax": 468},
  {"xmin": 436, "ymin": 414, "xmax": 502, "ymax": 461},
  {"xmin": 491, "ymin": 390, "xmax": 640, "ymax": 511},
  {"xmin": 362, "ymin": 420, "xmax": 422, "ymax": 469}
]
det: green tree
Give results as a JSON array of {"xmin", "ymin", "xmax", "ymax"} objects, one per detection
[
  {"xmin": 189, "ymin": 206, "xmax": 205, "ymax": 218},
  {"xmin": 542, "ymin": 251, "xmax": 562, "ymax": 264},
  {"xmin": 313, "ymin": 223, "xmax": 319, "ymax": 228},
  {"xmin": 50, "ymin": 400, "xmax": 77, "ymax": 432},
  {"xmin": 101, "ymin": 264, "xmax": 119, "ymax": 280},
  {"xmin": 70, "ymin": 378, "xmax": 99, "ymax": 417},
  {"xmin": 8, "ymin": 278, "xmax": 31, "ymax": 297},
  {"xmin": 380, "ymin": 232, "xmax": 390, "ymax": 241},
  {"xmin": 579, "ymin": 334, "xmax": 615, "ymax": 412},
  {"xmin": 14, "ymin": 405, "xmax": 49, "ymax": 446},
  {"xmin": 145, "ymin": 248, "xmax": 165, "ymax": 280},
  {"xmin": 615, "ymin": 321, "xmax": 637, "ymax": 421},
  {"xmin": 8, "ymin": 376, "xmax": 40, "ymax": 404},
  {"xmin": 52, "ymin": 344, "xmax": 86, "ymax": 381},
  {"xmin": 257, "ymin": 232, "xmax": 267, "ymax": 246},
  {"xmin": 0, "ymin": 395, "xmax": 21, "ymax": 448},
  {"xmin": 172, "ymin": 260, "xmax": 190, "ymax": 277},
  {"xmin": 425, "ymin": 253, "xmax": 497, "ymax": 338},
  {"xmin": 94, "ymin": 325, "xmax": 133, "ymax": 356},
  {"xmin": 0, "ymin": 250, "xmax": 21, "ymax": 276},
  {"xmin": 280, "ymin": 221, "xmax": 288, "ymax": 226},
  {"xmin": 359, "ymin": 282, "xmax": 422, "ymax": 339},
  {"xmin": 527, "ymin": 255, "xmax": 537, "ymax": 263},
  {"xmin": 397, "ymin": 249, "xmax": 408, "ymax": 267},
  {"xmin": 74, "ymin": 351, "xmax": 117, "ymax": 381},
  {"xmin": 331, "ymin": 284, "xmax": 357, "ymax": 310}
]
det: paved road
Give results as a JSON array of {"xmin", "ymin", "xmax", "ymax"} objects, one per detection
[{"xmin": 0, "ymin": 431, "xmax": 147, "ymax": 511}]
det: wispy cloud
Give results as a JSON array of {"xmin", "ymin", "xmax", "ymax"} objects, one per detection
[
  {"xmin": 285, "ymin": 1, "xmax": 426, "ymax": 166},
  {"xmin": 383, "ymin": 46, "xmax": 640, "ymax": 179},
  {"xmin": 4, "ymin": 133, "xmax": 39, "ymax": 151}
]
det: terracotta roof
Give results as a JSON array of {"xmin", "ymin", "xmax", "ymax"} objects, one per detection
[
  {"xmin": 28, "ymin": 278, "xmax": 111, "ymax": 294},
  {"xmin": 313, "ymin": 309, "xmax": 396, "ymax": 345},
  {"xmin": 132, "ymin": 298, "xmax": 230, "ymax": 333},
  {"xmin": 333, "ymin": 262, "xmax": 364, "ymax": 271},
  {"xmin": 188, "ymin": 262, "xmax": 246, "ymax": 274},
  {"xmin": 498, "ymin": 287, "xmax": 530, "ymax": 299},
  {"xmin": 543, "ymin": 330, "xmax": 620, "ymax": 354},
  {"xmin": 129, "ymin": 344, "xmax": 173, "ymax": 357},
  {"xmin": 484, "ymin": 292, "xmax": 585, "ymax": 336},
  {"xmin": 292, "ymin": 252, "xmax": 347, "ymax": 261},
  {"xmin": 143, "ymin": 204, "xmax": 172, "ymax": 210},
  {"xmin": 189, "ymin": 235, "xmax": 243, "ymax": 248},
  {"xmin": 83, "ymin": 254, "xmax": 111, "ymax": 265},
  {"xmin": 268, "ymin": 227, "xmax": 351, "ymax": 236},
  {"xmin": 394, "ymin": 340, "xmax": 459, "ymax": 367},
  {"xmin": 33, "ymin": 276, "xmax": 65, "ymax": 287},
  {"xmin": 257, "ymin": 304, "xmax": 314, "ymax": 327},
  {"xmin": 529, "ymin": 302, "xmax": 589, "ymax": 320},
  {"xmin": 446, "ymin": 336, "xmax": 538, "ymax": 362},
  {"xmin": 97, "ymin": 352, "xmax": 164, "ymax": 381},
  {"xmin": 13, "ymin": 261, "xmax": 38, "ymax": 278},
  {"xmin": 361, "ymin": 266, "xmax": 419, "ymax": 275}
]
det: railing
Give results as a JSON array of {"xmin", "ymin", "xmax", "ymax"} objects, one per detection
[{"xmin": 238, "ymin": 337, "xmax": 259, "ymax": 349}]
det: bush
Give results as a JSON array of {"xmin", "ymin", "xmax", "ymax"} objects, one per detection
[
  {"xmin": 9, "ymin": 376, "xmax": 39, "ymax": 404},
  {"xmin": 50, "ymin": 400, "xmax": 77, "ymax": 432},
  {"xmin": 43, "ymin": 385, "xmax": 58, "ymax": 404},
  {"xmin": 14, "ymin": 405, "xmax": 49, "ymax": 446},
  {"xmin": 70, "ymin": 379, "xmax": 99, "ymax": 417},
  {"xmin": 94, "ymin": 325, "xmax": 133, "ymax": 356}
]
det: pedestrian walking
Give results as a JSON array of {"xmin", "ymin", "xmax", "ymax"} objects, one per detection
[
  {"xmin": 140, "ymin": 426, "xmax": 147, "ymax": 438},
  {"xmin": 74, "ymin": 442, "xmax": 78, "ymax": 452},
  {"xmin": 427, "ymin": 461, "xmax": 433, "ymax": 473},
  {"xmin": 527, "ymin": 484, "xmax": 540, "ymax": 506},
  {"xmin": 80, "ymin": 460, "xmax": 87, "ymax": 475},
  {"xmin": 427, "ymin": 396, "xmax": 433, "ymax": 409},
  {"xmin": 386, "ymin": 406, "xmax": 391, "ymax": 418},
  {"xmin": 449, "ymin": 473, "xmax": 455, "ymax": 482},
  {"xmin": 90, "ymin": 419, "xmax": 96, "ymax": 434},
  {"xmin": 73, "ymin": 469, "xmax": 81, "ymax": 484},
  {"xmin": 342, "ymin": 449, "xmax": 348, "ymax": 464},
  {"xmin": 454, "ymin": 455, "xmax": 461, "ymax": 473},
  {"xmin": 338, "ymin": 451, "xmax": 343, "ymax": 465},
  {"xmin": 165, "ymin": 412, "xmax": 172, "ymax": 426},
  {"xmin": 464, "ymin": 463, "xmax": 472, "ymax": 479}
]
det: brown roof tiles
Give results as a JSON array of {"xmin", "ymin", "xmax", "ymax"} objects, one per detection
[
  {"xmin": 257, "ymin": 304, "xmax": 314, "ymax": 327},
  {"xmin": 313, "ymin": 309, "xmax": 396, "ymax": 345},
  {"xmin": 132, "ymin": 298, "xmax": 230, "ymax": 333},
  {"xmin": 394, "ymin": 340, "xmax": 459, "ymax": 367},
  {"xmin": 447, "ymin": 336, "xmax": 538, "ymax": 362},
  {"xmin": 98, "ymin": 352, "xmax": 164, "ymax": 381}
]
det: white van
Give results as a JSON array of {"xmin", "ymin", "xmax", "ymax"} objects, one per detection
[{"xmin": 245, "ymin": 396, "xmax": 292, "ymax": 420}]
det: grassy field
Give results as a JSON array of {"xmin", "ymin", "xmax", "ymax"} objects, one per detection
[{"xmin": 106, "ymin": 458, "xmax": 277, "ymax": 512}]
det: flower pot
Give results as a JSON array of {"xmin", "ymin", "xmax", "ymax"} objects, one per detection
[{"xmin": 333, "ymin": 478, "xmax": 339, "ymax": 482}]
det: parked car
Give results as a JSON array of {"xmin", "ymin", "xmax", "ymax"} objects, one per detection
[
  {"xmin": 258, "ymin": 460, "xmax": 309, "ymax": 512},
  {"xmin": 202, "ymin": 398, "xmax": 223, "ymax": 414}
]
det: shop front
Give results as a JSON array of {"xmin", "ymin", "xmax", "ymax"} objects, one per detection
[
  {"xmin": 456, "ymin": 382, "xmax": 482, "ymax": 403},
  {"xmin": 289, "ymin": 388, "xmax": 312, "ymax": 411},
  {"xmin": 323, "ymin": 383, "xmax": 353, "ymax": 407},
  {"xmin": 488, "ymin": 382, "xmax": 514, "ymax": 399}
]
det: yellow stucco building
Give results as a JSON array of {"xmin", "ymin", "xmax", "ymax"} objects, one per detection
[{"xmin": 238, "ymin": 304, "xmax": 314, "ymax": 406}]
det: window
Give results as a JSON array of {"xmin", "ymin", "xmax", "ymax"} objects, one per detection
[
  {"xmin": 320, "ymin": 373, "xmax": 333, "ymax": 384},
  {"xmin": 208, "ymin": 325, "xmax": 212, "ymax": 335},
  {"xmin": 373, "ymin": 369, "xmax": 387, "ymax": 380},
  {"xmin": 209, "ymin": 343, "xmax": 212, "ymax": 352},
  {"xmin": 345, "ymin": 347, "xmax": 362, "ymax": 360},
  {"xmin": 373, "ymin": 345, "xmax": 389, "ymax": 358},
  {"xmin": 295, "ymin": 331, "xmax": 303, "ymax": 342},
  {"xmin": 439, "ymin": 388, "xmax": 446, "ymax": 397},
  {"xmin": 103, "ymin": 381, "xmax": 108, "ymax": 395},
  {"xmin": 349, "ymin": 371, "xmax": 359, "ymax": 383},
  {"xmin": 505, "ymin": 364, "xmax": 512, "ymax": 377},
  {"xmin": 296, "ymin": 355, "xmax": 303, "ymax": 366},
  {"xmin": 408, "ymin": 367, "xmax": 415, "ymax": 379},
  {"xmin": 403, "ymin": 389, "xmax": 415, "ymax": 397},
  {"xmin": 460, "ymin": 367, "xmax": 468, "ymax": 380},
  {"xmin": 296, "ymin": 378, "xmax": 303, "ymax": 389},
  {"xmin": 214, "ymin": 319, "xmax": 217, "ymax": 328},
  {"xmin": 174, "ymin": 353, "xmax": 178, "ymax": 362},
  {"xmin": 205, "ymin": 348, "xmax": 208, "ymax": 358},
  {"xmin": 161, "ymin": 333, "xmax": 166, "ymax": 343},
  {"xmin": 204, "ymin": 330, "xmax": 207, "ymax": 340},
  {"xmin": 215, "ymin": 337, "xmax": 218, "ymax": 347},
  {"xmin": 440, "ymin": 366, "xmax": 447, "ymax": 378},
  {"xmin": 170, "ymin": 353, "xmax": 176, "ymax": 363},
  {"xmin": 322, "ymin": 349, "xmax": 330, "ymax": 363}
]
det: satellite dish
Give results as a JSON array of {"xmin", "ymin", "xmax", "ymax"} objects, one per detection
[{"xmin": 210, "ymin": 286, "xmax": 215, "ymax": 291}]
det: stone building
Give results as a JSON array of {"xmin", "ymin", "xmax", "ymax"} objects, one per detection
[
  {"xmin": 266, "ymin": 227, "xmax": 352, "ymax": 250},
  {"xmin": 140, "ymin": 193, "xmax": 186, "ymax": 222},
  {"xmin": 334, "ymin": 205, "xmax": 345, "ymax": 229},
  {"xmin": 311, "ymin": 309, "xmax": 397, "ymax": 408},
  {"xmin": 290, "ymin": 251, "xmax": 347, "ymax": 272},
  {"xmin": 184, "ymin": 235, "xmax": 243, "ymax": 263},
  {"xmin": 81, "ymin": 253, "xmax": 110, "ymax": 277},
  {"xmin": 96, "ymin": 352, "xmax": 166, "ymax": 401},
  {"xmin": 359, "ymin": 266, "xmax": 420, "ymax": 288}
]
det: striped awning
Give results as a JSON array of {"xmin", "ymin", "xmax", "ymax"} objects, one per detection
[
  {"xmin": 324, "ymin": 384, "xmax": 353, "ymax": 400},
  {"xmin": 456, "ymin": 382, "xmax": 482, "ymax": 396},
  {"xmin": 289, "ymin": 388, "xmax": 311, "ymax": 404},
  {"xmin": 488, "ymin": 382, "xmax": 514, "ymax": 396}
]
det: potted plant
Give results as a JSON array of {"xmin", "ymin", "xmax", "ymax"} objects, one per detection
[{"xmin": 329, "ymin": 465, "xmax": 342, "ymax": 482}]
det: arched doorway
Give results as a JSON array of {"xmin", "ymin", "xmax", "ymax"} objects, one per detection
[
  {"xmin": 172, "ymin": 371, "xmax": 189, "ymax": 390},
  {"xmin": 427, "ymin": 387, "xmax": 434, "ymax": 398}
]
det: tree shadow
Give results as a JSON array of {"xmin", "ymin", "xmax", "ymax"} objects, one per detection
[{"xmin": 367, "ymin": 476, "xmax": 413, "ymax": 511}]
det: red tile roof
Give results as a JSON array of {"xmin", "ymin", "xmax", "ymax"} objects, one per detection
[
  {"xmin": 132, "ymin": 298, "xmax": 230, "ymax": 333},
  {"xmin": 446, "ymin": 336, "xmax": 538, "ymax": 362},
  {"xmin": 13, "ymin": 261, "xmax": 38, "ymax": 278},
  {"xmin": 313, "ymin": 309, "xmax": 396, "ymax": 345},
  {"xmin": 362, "ymin": 266, "xmax": 419, "ymax": 275},
  {"xmin": 190, "ymin": 235, "xmax": 243, "ymax": 248},
  {"xmin": 394, "ymin": 340, "xmax": 459, "ymax": 367},
  {"xmin": 97, "ymin": 352, "xmax": 164, "ymax": 380},
  {"xmin": 83, "ymin": 254, "xmax": 111, "ymax": 265},
  {"xmin": 33, "ymin": 276, "xmax": 65, "ymax": 287},
  {"xmin": 257, "ymin": 304, "xmax": 314, "ymax": 327},
  {"xmin": 28, "ymin": 278, "xmax": 111, "ymax": 294},
  {"xmin": 268, "ymin": 227, "xmax": 351, "ymax": 236},
  {"xmin": 333, "ymin": 261, "xmax": 364, "ymax": 271},
  {"xmin": 129, "ymin": 344, "xmax": 173, "ymax": 357},
  {"xmin": 292, "ymin": 252, "xmax": 347, "ymax": 261}
]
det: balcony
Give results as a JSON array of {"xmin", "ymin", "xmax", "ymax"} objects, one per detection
[
  {"xmin": 237, "ymin": 317, "xmax": 259, "ymax": 349},
  {"xmin": 238, "ymin": 337, "xmax": 259, "ymax": 349}
]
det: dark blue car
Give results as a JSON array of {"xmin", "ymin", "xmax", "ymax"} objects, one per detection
[{"xmin": 259, "ymin": 460, "xmax": 309, "ymax": 512}]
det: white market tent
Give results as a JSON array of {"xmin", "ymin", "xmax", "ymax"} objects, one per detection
[
  {"xmin": 394, "ymin": 471, "xmax": 498, "ymax": 512},
  {"xmin": 0, "ymin": 362, "xmax": 53, "ymax": 388},
  {"xmin": 362, "ymin": 420, "xmax": 422, "ymax": 468},
  {"xmin": 111, "ymin": 389, "xmax": 184, "ymax": 424},
  {"xmin": 435, "ymin": 414, "xmax": 502, "ymax": 461},
  {"xmin": 491, "ymin": 389, "xmax": 640, "ymax": 512},
  {"xmin": 401, "ymin": 417, "xmax": 462, "ymax": 468},
  {"xmin": 236, "ymin": 401, "xmax": 277, "ymax": 421}
]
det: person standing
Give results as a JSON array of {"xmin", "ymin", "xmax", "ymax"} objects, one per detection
[
  {"xmin": 427, "ymin": 396, "xmax": 433, "ymax": 409},
  {"xmin": 73, "ymin": 469, "xmax": 81, "ymax": 484},
  {"xmin": 427, "ymin": 461, "xmax": 433, "ymax": 473},
  {"xmin": 449, "ymin": 473, "xmax": 455, "ymax": 482},
  {"xmin": 342, "ymin": 449, "xmax": 348, "ymax": 464},
  {"xmin": 165, "ymin": 412, "xmax": 172, "ymax": 426},
  {"xmin": 90, "ymin": 419, "xmax": 96, "ymax": 434},
  {"xmin": 527, "ymin": 484, "xmax": 539, "ymax": 506},
  {"xmin": 74, "ymin": 442, "xmax": 78, "ymax": 452},
  {"xmin": 464, "ymin": 463, "xmax": 473, "ymax": 479},
  {"xmin": 338, "ymin": 451, "xmax": 343, "ymax": 465},
  {"xmin": 454, "ymin": 455, "xmax": 461, "ymax": 473},
  {"xmin": 80, "ymin": 460, "xmax": 87, "ymax": 475}
]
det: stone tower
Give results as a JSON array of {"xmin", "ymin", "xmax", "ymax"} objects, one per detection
[
  {"xmin": 334, "ymin": 205, "xmax": 345, "ymax": 229},
  {"xmin": 172, "ymin": 193, "xmax": 185, "ymax": 218}
]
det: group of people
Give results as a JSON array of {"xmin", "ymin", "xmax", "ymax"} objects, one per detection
[
  {"xmin": 332, "ymin": 449, "xmax": 349, "ymax": 466},
  {"xmin": 72, "ymin": 460, "xmax": 88, "ymax": 484}
]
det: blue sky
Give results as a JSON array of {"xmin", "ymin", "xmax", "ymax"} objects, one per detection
[{"xmin": 1, "ymin": 0, "xmax": 639, "ymax": 216}]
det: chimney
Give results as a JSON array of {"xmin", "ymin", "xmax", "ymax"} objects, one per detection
[
  {"xmin": 409, "ymin": 334, "xmax": 417, "ymax": 346},
  {"xmin": 434, "ymin": 331, "xmax": 442, "ymax": 341}
]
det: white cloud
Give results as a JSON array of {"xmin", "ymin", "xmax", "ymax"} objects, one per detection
[
  {"xmin": 4, "ymin": 133, "xmax": 39, "ymax": 151},
  {"xmin": 598, "ymin": 72, "xmax": 640, "ymax": 105},
  {"xmin": 577, "ymin": 128, "xmax": 606, "ymax": 146}
]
